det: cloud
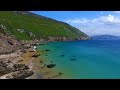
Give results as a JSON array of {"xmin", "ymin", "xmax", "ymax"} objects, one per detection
[
  {"xmin": 64, "ymin": 14, "xmax": 120, "ymax": 36},
  {"xmin": 114, "ymin": 11, "xmax": 120, "ymax": 14}
]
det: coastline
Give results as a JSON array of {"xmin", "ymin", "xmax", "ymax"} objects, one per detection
[
  {"xmin": 0, "ymin": 42, "xmax": 63, "ymax": 79},
  {"xmin": 0, "ymin": 39, "xmax": 90, "ymax": 79},
  {"xmin": 23, "ymin": 45, "xmax": 64, "ymax": 79}
]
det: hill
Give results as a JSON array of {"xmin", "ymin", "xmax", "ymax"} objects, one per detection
[
  {"xmin": 91, "ymin": 35, "xmax": 120, "ymax": 40},
  {"xmin": 0, "ymin": 11, "xmax": 90, "ymax": 41}
]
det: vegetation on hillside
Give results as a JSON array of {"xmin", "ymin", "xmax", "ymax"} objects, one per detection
[{"xmin": 0, "ymin": 11, "xmax": 89, "ymax": 40}]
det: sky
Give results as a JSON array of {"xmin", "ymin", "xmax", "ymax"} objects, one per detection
[{"xmin": 31, "ymin": 11, "xmax": 120, "ymax": 36}]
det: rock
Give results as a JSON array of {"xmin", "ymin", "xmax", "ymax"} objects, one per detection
[
  {"xmin": 45, "ymin": 50, "xmax": 51, "ymax": 51},
  {"xmin": 6, "ymin": 70, "xmax": 34, "ymax": 79},
  {"xmin": 60, "ymin": 55, "xmax": 65, "ymax": 57},
  {"xmin": 46, "ymin": 64, "xmax": 56, "ymax": 68},
  {"xmin": 50, "ymin": 61, "xmax": 53, "ymax": 63},
  {"xmin": 32, "ymin": 54, "xmax": 40, "ymax": 58},
  {"xmin": 13, "ymin": 64, "xmax": 29, "ymax": 71},
  {"xmin": 20, "ymin": 49, "xmax": 27, "ymax": 53},
  {"xmin": 70, "ymin": 59, "xmax": 77, "ymax": 61},
  {"xmin": 39, "ymin": 43, "xmax": 45, "ymax": 45},
  {"xmin": 58, "ymin": 72, "xmax": 63, "ymax": 76},
  {"xmin": 0, "ymin": 58, "xmax": 34, "ymax": 79},
  {"xmin": 7, "ymin": 40, "xmax": 14, "ymax": 45},
  {"xmin": 41, "ymin": 50, "xmax": 44, "ymax": 52},
  {"xmin": 17, "ymin": 60, "xmax": 23, "ymax": 63},
  {"xmin": 40, "ymin": 61, "xmax": 43, "ymax": 63}
]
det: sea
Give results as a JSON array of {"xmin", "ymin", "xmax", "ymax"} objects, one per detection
[{"xmin": 37, "ymin": 40, "xmax": 120, "ymax": 79}]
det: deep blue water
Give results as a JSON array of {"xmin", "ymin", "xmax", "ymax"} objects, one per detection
[{"xmin": 38, "ymin": 40, "xmax": 120, "ymax": 79}]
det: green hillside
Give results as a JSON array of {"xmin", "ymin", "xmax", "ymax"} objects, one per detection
[{"xmin": 0, "ymin": 11, "xmax": 90, "ymax": 40}]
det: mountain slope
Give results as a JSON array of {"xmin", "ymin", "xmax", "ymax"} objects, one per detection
[
  {"xmin": 0, "ymin": 11, "xmax": 90, "ymax": 41},
  {"xmin": 91, "ymin": 35, "xmax": 120, "ymax": 40}
]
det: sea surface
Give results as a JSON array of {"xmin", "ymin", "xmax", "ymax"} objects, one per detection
[{"xmin": 37, "ymin": 40, "xmax": 120, "ymax": 79}]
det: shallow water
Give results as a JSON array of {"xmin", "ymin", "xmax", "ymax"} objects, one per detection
[{"xmin": 37, "ymin": 40, "xmax": 120, "ymax": 79}]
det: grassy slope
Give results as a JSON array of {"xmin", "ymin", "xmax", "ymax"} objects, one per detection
[{"xmin": 0, "ymin": 11, "xmax": 89, "ymax": 40}]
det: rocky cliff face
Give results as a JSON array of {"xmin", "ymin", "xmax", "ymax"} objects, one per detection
[
  {"xmin": 0, "ymin": 32, "xmax": 90, "ymax": 55},
  {"xmin": 0, "ymin": 31, "xmax": 22, "ymax": 55},
  {"xmin": 44, "ymin": 36, "xmax": 90, "ymax": 42}
]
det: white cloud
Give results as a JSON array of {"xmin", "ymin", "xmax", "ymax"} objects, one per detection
[{"xmin": 64, "ymin": 14, "xmax": 120, "ymax": 36}]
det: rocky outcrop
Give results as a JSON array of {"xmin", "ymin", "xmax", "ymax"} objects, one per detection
[
  {"xmin": 0, "ymin": 60, "xmax": 34, "ymax": 79},
  {"xmin": 0, "ymin": 33, "xmax": 22, "ymax": 55},
  {"xmin": 44, "ymin": 36, "xmax": 90, "ymax": 42},
  {"xmin": 5, "ymin": 70, "xmax": 34, "ymax": 79}
]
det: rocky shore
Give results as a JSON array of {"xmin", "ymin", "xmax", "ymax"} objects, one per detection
[
  {"xmin": 0, "ymin": 43, "xmax": 64, "ymax": 79},
  {"xmin": 0, "ymin": 32, "xmax": 90, "ymax": 79}
]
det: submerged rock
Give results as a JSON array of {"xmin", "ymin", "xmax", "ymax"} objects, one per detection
[
  {"xmin": 60, "ymin": 55, "xmax": 65, "ymax": 57},
  {"xmin": 45, "ymin": 50, "xmax": 51, "ymax": 51},
  {"xmin": 32, "ymin": 54, "xmax": 40, "ymax": 58},
  {"xmin": 39, "ymin": 43, "xmax": 45, "ymax": 45},
  {"xmin": 50, "ymin": 61, "xmax": 53, "ymax": 63},
  {"xmin": 46, "ymin": 64, "xmax": 56, "ymax": 68},
  {"xmin": 58, "ymin": 72, "xmax": 63, "ymax": 76},
  {"xmin": 40, "ymin": 61, "xmax": 43, "ymax": 63},
  {"xmin": 70, "ymin": 59, "xmax": 77, "ymax": 61}
]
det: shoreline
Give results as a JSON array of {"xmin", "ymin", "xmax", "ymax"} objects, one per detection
[
  {"xmin": 0, "ymin": 39, "xmax": 85, "ymax": 79},
  {"xmin": 23, "ymin": 45, "xmax": 64, "ymax": 79},
  {"xmin": 0, "ymin": 42, "xmax": 63, "ymax": 79}
]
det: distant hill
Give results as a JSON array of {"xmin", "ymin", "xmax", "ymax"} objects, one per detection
[{"xmin": 91, "ymin": 35, "xmax": 120, "ymax": 40}]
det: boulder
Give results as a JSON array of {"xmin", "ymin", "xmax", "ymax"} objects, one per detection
[{"xmin": 32, "ymin": 54, "xmax": 40, "ymax": 58}]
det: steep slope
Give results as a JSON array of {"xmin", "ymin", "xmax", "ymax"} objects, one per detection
[
  {"xmin": 0, "ymin": 27, "xmax": 23, "ymax": 54},
  {"xmin": 0, "ymin": 11, "xmax": 90, "ymax": 41}
]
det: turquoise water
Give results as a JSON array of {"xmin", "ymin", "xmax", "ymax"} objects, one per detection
[{"xmin": 38, "ymin": 40, "xmax": 120, "ymax": 79}]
